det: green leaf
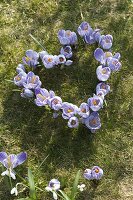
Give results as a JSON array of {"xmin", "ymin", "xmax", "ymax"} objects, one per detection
[
  {"xmin": 17, "ymin": 198, "xmax": 31, "ymax": 200},
  {"xmin": 28, "ymin": 168, "xmax": 36, "ymax": 200},
  {"xmin": 59, "ymin": 190, "xmax": 70, "ymax": 200},
  {"xmin": 70, "ymin": 170, "xmax": 81, "ymax": 200}
]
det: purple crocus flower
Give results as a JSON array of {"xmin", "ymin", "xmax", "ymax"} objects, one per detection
[
  {"xmin": 45, "ymin": 179, "xmax": 60, "ymax": 200},
  {"xmin": 107, "ymin": 57, "xmax": 122, "ymax": 71},
  {"xmin": 35, "ymin": 88, "xmax": 50, "ymax": 106},
  {"xmin": 65, "ymin": 60, "xmax": 73, "ymax": 66},
  {"xmin": 84, "ymin": 169, "xmax": 92, "ymax": 180},
  {"xmin": 94, "ymin": 48, "xmax": 113, "ymax": 65},
  {"xmin": 99, "ymin": 34, "xmax": 113, "ymax": 50},
  {"xmin": 22, "ymin": 50, "xmax": 39, "ymax": 68},
  {"xmin": 62, "ymin": 102, "xmax": 79, "ymax": 119},
  {"xmin": 96, "ymin": 65, "xmax": 111, "ymax": 81},
  {"xmin": 91, "ymin": 166, "xmax": 103, "ymax": 180},
  {"xmin": 39, "ymin": 50, "xmax": 49, "ymax": 59},
  {"xmin": 23, "ymin": 71, "xmax": 41, "ymax": 89},
  {"xmin": 96, "ymin": 82, "xmax": 110, "ymax": 95},
  {"xmin": 42, "ymin": 55, "xmax": 56, "ymax": 69},
  {"xmin": 0, "ymin": 152, "xmax": 27, "ymax": 179},
  {"xmin": 16, "ymin": 64, "xmax": 26, "ymax": 73},
  {"xmin": 96, "ymin": 90, "xmax": 105, "ymax": 100},
  {"xmin": 21, "ymin": 88, "xmax": 34, "ymax": 98},
  {"xmin": 58, "ymin": 30, "xmax": 77, "ymax": 45},
  {"xmin": 48, "ymin": 96, "xmax": 62, "ymax": 111},
  {"xmin": 77, "ymin": 22, "xmax": 92, "ymax": 37},
  {"xmin": 14, "ymin": 72, "xmax": 27, "ymax": 87},
  {"xmin": 88, "ymin": 96, "xmax": 103, "ymax": 111},
  {"xmin": 55, "ymin": 54, "xmax": 66, "ymax": 64},
  {"xmin": 68, "ymin": 116, "xmax": 79, "ymax": 128},
  {"xmin": 60, "ymin": 46, "xmax": 72, "ymax": 58},
  {"xmin": 78, "ymin": 103, "xmax": 90, "ymax": 118},
  {"xmin": 84, "ymin": 112, "xmax": 101, "ymax": 132},
  {"xmin": 84, "ymin": 29, "xmax": 101, "ymax": 44}
]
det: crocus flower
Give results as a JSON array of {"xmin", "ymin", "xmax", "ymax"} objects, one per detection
[
  {"xmin": 65, "ymin": 60, "xmax": 73, "ymax": 66},
  {"xmin": 48, "ymin": 96, "xmax": 62, "ymax": 111},
  {"xmin": 0, "ymin": 152, "xmax": 27, "ymax": 179},
  {"xmin": 42, "ymin": 55, "xmax": 56, "ymax": 69},
  {"xmin": 96, "ymin": 82, "xmax": 110, "ymax": 95},
  {"xmin": 96, "ymin": 65, "xmax": 111, "ymax": 81},
  {"xmin": 88, "ymin": 96, "xmax": 103, "ymax": 111},
  {"xmin": 62, "ymin": 102, "xmax": 79, "ymax": 119},
  {"xmin": 91, "ymin": 166, "xmax": 103, "ymax": 180},
  {"xmin": 96, "ymin": 90, "xmax": 105, "ymax": 100},
  {"xmin": 84, "ymin": 112, "xmax": 101, "ymax": 132},
  {"xmin": 14, "ymin": 72, "xmax": 27, "ymax": 87},
  {"xmin": 55, "ymin": 54, "xmax": 66, "ymax": 64},
  {"xmin": 78, "ymin": 103, "xmax": 90, "ymax": 118},
  {"xmin": 94, "ymin": 48, "xmax": 113, "ymax": 65},
  {"xmin": 77, "ymin": 22, "xmax": 92, "ymax": 37},
  {"xmin": 99, "ymin": 34, "xmax": 113, "ymax": 50},
  {"xmin": 60, "ymin": 46, "xmax": 72, "ymax": 58},
  {"xmin": 77, "ymin": 184, "xmax": 86, "ymax": 192},
  {"xmin": 22, "ymin": 50, "xmax": 39, "ymax": 68},
  {"xmin": 16, "ymin": 64, "xmax": 26, "ymax": 73},
  {"xmin": 68, "ymin": 116, "xmax": 79, "ymax": 128},
  {"xmin": 23, "ymin": 71, "xmax": 41, "ymax": 89},
  {"xmin": 84, "ymin": 29, "xmax": 101, "ymax": 44},
  {"xmin": 39, "ymin": 50, "xmax": 49, "ymax": 59},
  {"xmin": 84, "ymin": 169, "xmax": 92, "ymax": 180},
  {"xmin": 107, "ymin": 57, "xmax": 122, "ymax": 71},
  {"xmin": 21, "ymin": 88, "xmax": 34, "ymax": 98},
  {"xmin": 35, "ymin": 88, "xmax": 50, "ymax": 106},
  {"xmin": 45, "ymin": 179, "xmax": 60, "ymax": 200},
  {"xmin": 58, "ymin": 30, "xmax": 77, "ymax": 45}
]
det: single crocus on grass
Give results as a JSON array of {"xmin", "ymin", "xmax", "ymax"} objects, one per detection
[
  {"xmin": 84, "ymin": 112, "xmax": 101, "ymax": 132},
  {"xmin": 0, "ymin": 152, "xmax": 27, "ymax": 179},
  {"xmin": 84, "ymin": 166, "xmax": 103, "ymax": 180},
  {"xmin": 96, "ymin": 65, "xmax": 111, "ymax": 81},
  {"xmin": 22, "ymin": 49, "xmax": 39, "ymax": 68},
  {"xmin": 45, "ymin": 179, "xmax": 60, "ymax": 200},
  {"xmin": 23, "ymin": 71, "xmax": 42, "ymax": 89},
  {"xmin": 58, "ymin": 29, "xmax": 77, "ymax": 45}
]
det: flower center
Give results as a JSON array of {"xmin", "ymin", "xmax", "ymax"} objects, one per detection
[
  {"xmin": 48, "ymin": 58, "xmax": 53, "ymax": 62},
  {"xmin": 66, "ymin": 30, "xmax": 71, "ymax": 36},
  {"xmin": 102, "ymin": 68, "xmax": 107, "ymax": 74},
  {"xmin": 59, "ymin": 57, "xmax": 64, "ymax": 62},
  {"xmin": 71, "ymin": 120, "xmax": 76, "ymax": 125},
  {"xmin": 95, "ymin": 168, "xmax": 99, "ymax": 173},
  {"xmin": 25, "ymin": 56, "xmax": 31, "ymax": 62},
  {"xmin": 15, "ymin": 75, "xmax": 21, "ymax": 81},
  {"xmin": 90, "ymin": 119, "xmax": 97, "ymax": 125},
  {"xmin": 67, "ymin": 109, "xmax": 73, "ymax": 113},
  {"xmin": 92, "ymin": 99, "xmax": 98, "ymax": 106},
  {"xmin": 105, "ymin": 52, "xmax": 112, "ymax": 57},
  {"xmin": 37, "ymin": 94, "xmax": 46, "ymax": 101},
  {"xmin": 81, "ymin": 108, "xmax": 86, "ymax": 113},
  {"xmin": 31, "ymin": 76, "xmax": 37, "ymax": 83},
  {"xmin": 53, "ymin": 99, "xmax": 59, "ymax": 105}
]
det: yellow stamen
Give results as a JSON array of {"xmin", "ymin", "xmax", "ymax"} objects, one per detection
[
  {"xmin": 31, "ymin": 76, "xmax": 37, "ymax": 84},
  {"xmin": 37, "ymin": 94, "xmax": 46, "ymax": 101},
  {"xmin": 48, "ymin": 58, "xmax": 53, "ymax": 62},
  {"xmin": 92, "ymin": 99, "xmax": 98, "ymax": 106},
  {"xmin": 95, "ymin": 168, "xmax": 99, "ymax": 173}
]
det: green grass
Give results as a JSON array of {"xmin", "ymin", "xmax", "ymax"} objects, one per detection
[{"xmin": 0, "ymin": 0, "xmax": 133, "ymax": 199}]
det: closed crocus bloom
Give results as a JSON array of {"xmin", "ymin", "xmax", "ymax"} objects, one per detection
[
  {"xmin": 16, "ymin": 64, "xmax": 26, "ymax": 73},
  {"xmin": 0, "ymin": 152, "xmax": 27, "ymax": 179},
  {"xmin": 79, "ymin": 103, "xmax": 90, "ymax": 118},
  {"xmin": 99, "ymin": 34, "xmax": 113, "ymax": 50},
  {"xmin": 58, "ymin": 30, "xmax": 77, "ymax": 45},
  {"xmin": 77, "ymin": 21, "xmax": 92, "ymax": 37},
  {"xmin": 84, "ymin": 112, "xmax": 101, "ymax": 132},
  {"xmin": 46, "ymin": 179, "xmax": 60, "ymax": 191},
  {"xmin": 68, "ymin": 116, "xmax": 79, "ymax": 128},
  {"xmin": 48, "ymin": 96, "xmax": 62, "ymax": 111},
  {"xmin": 65, "ymin": 60, "xmax": 73, "ymax": 66},
  {"xmin": 84, "ymin": 169, "xmax": 92, "ymax": 180},
  {"xmin": 35, "ymin": 88, "xmax": 50, "ymax": 106},
  {"xmin": 14, "ymin": 71, "xmax": 27, "ymax": 87},
  {"xmin": 94, "ymin": 48, "xmax": 113, "ymax": 65},
  {"xmin": 60, "ymin": 46, "xmax": 72, "ymax": 58},
  {"xmin": 107, "ymin": 57, "xmax": 122, "ymax": 71},
  {"xmin": 96, "ymin": 82, "xmax": 110, "ymax": 95},
  {"xmin": 23, "ymin": 71, "xmax": 42, "ymax": 89},
  {"xmin": 21, "ymin": 88, "xmax": 34, "ymax": 98},
  {"xmin": 84, "ymin": 29, "xmax": 95, "ymax": 44},
  {"xmin": 39, "ymin": 50, "xmax": 49, "ymax": 59},
  {"xmin": 55, "ymin": 54, "xmax": 66, "ymax": 64},
  {"xmin": 88, "ymin": 96, "xmax": 103, "ymax": 112},
  {"xmin": 96, "ymin": 65, "xmax": 111, "ymax": 81},
  {"xmin": 91, "ymin": 166, "xmax": 103, "ymax": 180},
  {"xmin": 93, "ymin": 29, "xmax": 101, "ymax": 42},
  {"xmin": 22, "ymin": 49, "xmax": 39, "ymax": 68},
  {"xmin": 62, "ymin": 102, "xmax": 79, "ymax": 119},
  {"xmin": 96, "ymin": 90, "xmax": 105, "ymax": 100}
]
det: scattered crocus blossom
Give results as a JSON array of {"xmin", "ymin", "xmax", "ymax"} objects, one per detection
[
  {"xmin": 77, "ymin": 184, "xmax": 86, "ymax": 192},
  {"xmin": 58, "ymin": 30, "xmax": 77, "ymax": 45},
  {"xmin": 77, "ymin": 21, "xmax": 92, "ymax": 37},
  {"xmin": 60, "ymin": 45, "xmax": 72, "ymax": 58},
  {"xmin": 94, "ymin": 48, "xmax": 113, "ymax": 65},
  {"xmin": 107, "ymin": 57, "xmax": 122, "ymax": 71},
  {"xmin": 68, "ymin": 116, "xmax": 79, "ymax": 128},
  {"xmin": 55, "ymin": 54, "xmax": 66, "ymax": 64},
  {"xmin": 14, "ymin": 72, "xmax": 27, "ymax": 87},
  {"xmin": 96, "ymin": 65, "xmax": 111, "ymax": 81},
  {"xmin": 21, "ymin": 88, "xmax": 34, "ymax": 98},
  {"xmin": 99, "ymin": 34, "xmax": 113, "ymax": 50},
  {"xmin": 0, "ymin": 152, "xmax": 27, "ymax": 179},
  {"xmin": 84, "ymin": 29, "xmax": 101, "ymax": 44},
  {"xmin": 78, "ymin": 103, "xmax": 90, "ymax": 118},
  {"xmin": 42, "ymin": 55, "xmax": 56, "ymax": 69},
  {"xmin": 96, "ymin": 90, "xmax": 105, "ymax": 100},
  {"xmin": 91, "ymin": 166, "xmax": 103, "ymax": 180},
  {"xmin": 35, "ymin": 88, "xmax": 50, "ymax": 106},
  {"xmin": 96, "ymin": 82, "xmax": 110, "ymax": 95},
  {"xmin": 16, "ymin": 64, "xmax": 26, "ymax": 73},
  {"xmin": 45, "ymin": 179, "xmax": 60, "ymax": 200},
  {"xmin": 39, "ymin": 50, "xmax": 49, "ymax": 59},
  {"xmin": 84, "ymin": 169, "xmax": 92, "ymax": 180},
  {"xmin": 23, "ymin": 71, "xmax": 41, "ymax": 89},
  {"xmin": 62, "ymin": 102, "xmax": 79, "ymax": 119},
  {"xmin": 84, "ymin": 112, "xmax": 101, "ymax": 132},
  {"xmin": 48, "ymin": 96, "xmax": 62, "ymax": 111},
  {"xmin": 65, "ymin": 60, "xmax": 73, "ymax": 66},
  {"xmin": 22, "ymin": 49, "xmax": 39, "ymax": 68},
  {"xmin": 88, "ymin": 96, "xmax": 103, "ymax": 111},
  {"xmin": 11, "ymin": 187, "xmax": 18, "ymax": 196}
]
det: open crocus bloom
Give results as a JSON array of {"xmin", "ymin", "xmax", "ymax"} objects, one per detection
[
  {"xmin": 14, "ymin": 72, "xmax": 27, "ymax": 87},
  {"xmin": 60, "ymin": 45, "xmax": 72, "ymax": 58},
  {"xmin": 107, "ymin": 57, "xmax": 122, "ymax": 71},
  {"xmin": 58, "ymin": 29, "xmax": 77, "ymax": 45},
  {"xmin": 78, "ymin": 103, "xmax": 90, "ymax": 118},
  {"xmin": 88, "ymin": 96, "xmax": 103, "ymax": 112},
  {"xmin": 22, "ymin": 49, "xmax": 39, "ymax": 68},
  {"xmin": 99, "ymin": 34, "xmax": 113, "ymax": 50},
  {"xmin": 48, "ymin": 96, "xmax": 62, "ymax": 111},
  {"xmin": 35, "ymin": 88, "xmax": 50, "ymax": 106},
  {"xmin": 62, "ymin": 102, "xmax": 79, "ymax": 119},
  {"xmin": 96, "ymin": 65, "xmax": 111, "ymax": 81},
  {"xmin": 84, "ymin": 169, "xmax": 92, "ymax": 180},
  {"xmin": 68, "ymin": 116, "xmax": 79, "ymax": 128},
  {"xmin": 42, "ymin": 55, "xmax": 56, "ymax": 69},
  {"xmin": 96, "ymin": 82, "xmax": 110, "ymax": 96},
  {"xmin": 0, "ymin": 152, "xmax": 27, "ymax": 179},
  {"xmin": 45, "ymin": 179, "xmax": 60, "ymax": 200},
  {"xmin": 55, "ymin": 54, "xmax": 66, "ymax": 64},
  {"xmin": 94, "ymin": 48, "xmax": 113, "ymax": 65},
  {"xmin": 91, "ymin": 166, "xmax": 103, "ymax": 180},
  {"xmin": 23, "ymin": 71, "xmax": 42, "ymax": 89},
  {"xmin": 84, "ymin": 112, "xmax": 101, "ymax": 132}
]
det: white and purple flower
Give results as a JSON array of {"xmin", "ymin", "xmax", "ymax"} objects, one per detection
[
  {"xmin": 35, "ymin": 88, "xmax": 50, "ymax": 106},
  {"xmin": 22, "ymin": 50, "xmax": 39, "ymax": 68},
  {"xmin": 58, "ymin": 30, "xmax": 77, "ymax": 45},
  {"xmin": 68, "ymin": 116, "xmax": 79, "ymax": 128},
  {"xmin": 96, "ymin": 65, "xmax": 111, "ymax": 81},
  {"xmin": 42, "ymin": 55, "xmax": 56, "ymax": 69},
  {"xmin": 0, "ymin": 152, "xmax": 27, "ymax": 179},
  {"xmin": 45, "ymin": 179, "xmax": 60, "ymax": 200},
  {"xmin": 21, "ymin": 88, "xmax": 34, "ymax": 98},
  {"xmin": 60, "ymin": 46, "xmax": 72, "ymax": 58},
  {"xmin": 62, "ymin": 102, "xmax": 79, "ymax": 119},
  {"xmin": 84, "ymin": 112, "xmax": 101, "ymax": 132},
  {"xmin": 78, "ymin": 103, "xmax": 90, "ymax": 118},
  {"xmin": 16, "ymin": 64, "xmax": 26, "ymax": 73},
  {"xmin": 99, "ymin": 34, "xmax": 113, "ymax": 50},
  {"xmin": 107, "ymin": 57, "xmax": 122, "ymax": 71},
  {"xmin": 14, "ymin": 71, "xmax": 27, "ymax": 87},
  {"xmin": 96, "ymin": 82, "xmax": 110, "ymax": 96},
  {"xmin": 77, "ymin": 22, "xmax": 92, "ymax": 37},
  {"xmin": 84, "ymin": 166, "xmax": 103, "ymax": 180},
  {"xmin": 88, "ymin": 96, "xmax": 103, "ymax": 112},
  {"xmin": 48, "ymin": 96, "xmax": 62, "ymax": 111},
  {"xmin": 23, "ymin": 71, "xmax": 42, "ymax": 89}
]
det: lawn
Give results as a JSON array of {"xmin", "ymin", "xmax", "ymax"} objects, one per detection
[{"xmin": 0, "ymin": 0, "xmax": 133, "ymax": 199}]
